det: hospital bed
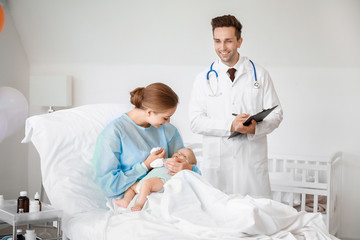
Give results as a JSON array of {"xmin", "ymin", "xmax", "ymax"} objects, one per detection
[{"xmin": 22, "ymin": 104, "xmax": 339, "ymax": 240}]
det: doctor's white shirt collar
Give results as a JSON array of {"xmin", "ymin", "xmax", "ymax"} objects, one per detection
[{"xmin": 218, "ymin": 55, "xmax": 247, "ymax": 78}]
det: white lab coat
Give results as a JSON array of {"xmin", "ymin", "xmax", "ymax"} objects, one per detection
[{"xmin": 189, "ymin": 56, "xmax": 283, "ymax": 198}]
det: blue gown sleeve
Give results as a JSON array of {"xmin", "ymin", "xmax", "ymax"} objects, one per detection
[{"xmin": 92, "ymin": 125, "xmax": 147, "ymax": 198}]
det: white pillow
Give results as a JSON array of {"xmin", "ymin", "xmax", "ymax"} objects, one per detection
[{"xmin": 22, "ymin": 104, "xmax": 131, "ymax": 215}]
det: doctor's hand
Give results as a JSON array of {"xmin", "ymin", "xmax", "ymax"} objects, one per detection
[
  {"xmin": 164, "ymin": 157, "xmax": 192, "ymax": 175},
  {"xmin": 231, "ymin": 114, "xmax": 256, "ymax": 134},
  {"xmin": 144, "ymin": 148, "xmax": 166, "ymax": 170}
]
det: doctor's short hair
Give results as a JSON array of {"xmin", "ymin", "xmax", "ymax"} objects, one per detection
[
  {"xmin": 130, "ymin": 82, "xmax": 179, "ymax": 112},
  {"xmin": 211, "ymin": 15, "xmax": 243, "ymax": 40}
]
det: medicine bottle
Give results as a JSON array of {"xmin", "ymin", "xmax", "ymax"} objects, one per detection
[
  {"xmin": 25, "ymin": 229, "xmax": 36, "ymax": 240},
  {"xmin": 29, "ymin": 201, "xmax": 40, "ymax": 213},
  {"xmin": 16, "ymin": 229, "xmax": 25, "ymax": 240},
  {"xmin": 17, "ymin": 191, "xmax": 29, "ymax": 213},
  {"xmin": 34, "ymin": 192, "xmax": 42, "ymax": 211}
]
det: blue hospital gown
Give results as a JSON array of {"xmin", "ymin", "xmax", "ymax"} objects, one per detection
[{"xmin": 92, "ymin": 113, "xmax": 197, "ymax": 198}]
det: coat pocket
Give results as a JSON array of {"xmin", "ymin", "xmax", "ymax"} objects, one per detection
[{"xmin": 201, "ymin": 136, "xmax": 221, "ymax": 168}]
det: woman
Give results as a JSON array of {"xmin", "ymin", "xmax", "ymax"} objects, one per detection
[{"xmin": 92, "ymin": 82, "xmax": 200, "ymax": 198}]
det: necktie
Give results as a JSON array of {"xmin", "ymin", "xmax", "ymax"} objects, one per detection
[{"xmin": 227, "ymin": 68, "xmax": 236, "ymax": 82}]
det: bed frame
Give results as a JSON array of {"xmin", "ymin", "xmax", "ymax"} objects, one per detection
[{"xmin": 268, "ymin": 152, "xmax": 342, "ymax": 236}]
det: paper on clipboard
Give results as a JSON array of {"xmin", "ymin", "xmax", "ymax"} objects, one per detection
[{"xmin": 228, "ymin": 105, "xmax": 278, "ymax": 139}]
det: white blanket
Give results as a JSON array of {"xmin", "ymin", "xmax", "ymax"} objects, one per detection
[{"xmin": 102, "ymin": 171, "xmax": 338, "ymax": 240}]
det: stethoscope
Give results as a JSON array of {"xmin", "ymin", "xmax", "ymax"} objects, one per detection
[{"xmin": 206, "ymin": 59, "xmax": 260, "ymax": 97}]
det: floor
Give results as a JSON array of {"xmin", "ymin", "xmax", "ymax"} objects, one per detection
[
  {"xmin": 0, "ymin": 224, "xmax": 57, "ymax": 239},
  {"xmin": 1, "ymin": 223, "xmax": 358, "ymax": 240}
]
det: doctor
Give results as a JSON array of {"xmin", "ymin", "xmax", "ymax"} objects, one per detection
[{"xmin": 189, "ymin": 15, "xmax": 283, "ymax": 198}]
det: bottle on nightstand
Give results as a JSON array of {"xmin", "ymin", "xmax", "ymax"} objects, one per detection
[
  {"xmin": 17, "ymin": 191, "xmax": 29, "ymax": 213},
  {"xmin": 16, "ymin": 229, "xmax": 25, "ymax": 240},
  {"xmin": 34, "ymin": 192, "xmax": 42, "ymax": 211},
  {"xmin": 25, "ymin": 229, "xmax": 36, "ymax": 240},
  {"xmin": 29, "ymin": 200, "xmax": 40, "ymax": 213}
]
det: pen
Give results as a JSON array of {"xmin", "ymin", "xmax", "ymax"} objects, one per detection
[{"xmin": 232, "ymin": 113, "xmax": 238, "ymax": 116}]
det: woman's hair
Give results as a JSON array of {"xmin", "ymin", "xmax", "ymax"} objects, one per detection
[
  {"xmin": 130, "ymin": 82, "xmax": 179, "ymax": 112},
  {"xmin": 211, "ymin": 15, "xmax": 243, "ymax": 40}
]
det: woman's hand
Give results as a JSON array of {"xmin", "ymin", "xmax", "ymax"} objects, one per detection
[
  {"xmin": 143, "ymin": 148, "xmax": 166, "ymax": 170},
  {"xmin": 164, "ymin": 157, "xmax": 192, "ymax": 175}
]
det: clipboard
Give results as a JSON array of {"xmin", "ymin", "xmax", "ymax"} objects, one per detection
[{"xmin": 228, "ymin": 105, "xmax": 278, "ymax": 139}]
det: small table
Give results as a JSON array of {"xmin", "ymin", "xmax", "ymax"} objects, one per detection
[{"xmin": 0, "ymin": 200, "xmax": 62, "ymax": 240}]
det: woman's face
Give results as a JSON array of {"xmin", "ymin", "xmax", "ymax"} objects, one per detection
[{"xmin": 148, "ymin": 106, "xmax": 177, "ymax": 128}]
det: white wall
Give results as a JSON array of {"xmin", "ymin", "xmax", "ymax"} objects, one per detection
[
  {"xmin": 0, "ymin": 2, "xmax": 29, "ymax": 199},
  {"xmin": 5, "ymin": 0, "xmax": 360, "ymax": 238}
]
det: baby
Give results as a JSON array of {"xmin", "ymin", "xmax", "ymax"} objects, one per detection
[{"xmin": 114, "ymin": 147, "xmax": 197, "ymax": 211}]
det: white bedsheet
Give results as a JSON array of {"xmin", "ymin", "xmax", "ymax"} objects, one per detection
[{"xmin": 65, "ymin": 171, "xmax": 337, "ymax": 240}]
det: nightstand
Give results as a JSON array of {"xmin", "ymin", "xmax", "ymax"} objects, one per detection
[{"xmin": 0, "ymin": 200, "xmax": 62, "ymax": 240}]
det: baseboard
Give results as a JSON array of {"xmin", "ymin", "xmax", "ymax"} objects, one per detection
[{"xmin": 337, "ymin": 236, "xmax": 360, "ymax": 240}]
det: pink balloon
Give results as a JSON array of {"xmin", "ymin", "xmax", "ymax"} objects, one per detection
[{"xmin": 0, "ymin": 87, "xmax": 28, "ymax": 142}]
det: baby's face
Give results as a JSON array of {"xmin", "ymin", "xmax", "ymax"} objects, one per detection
[{"xmin": 172, "ymin": 148, "xmax": 195, "ymax": 163}]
